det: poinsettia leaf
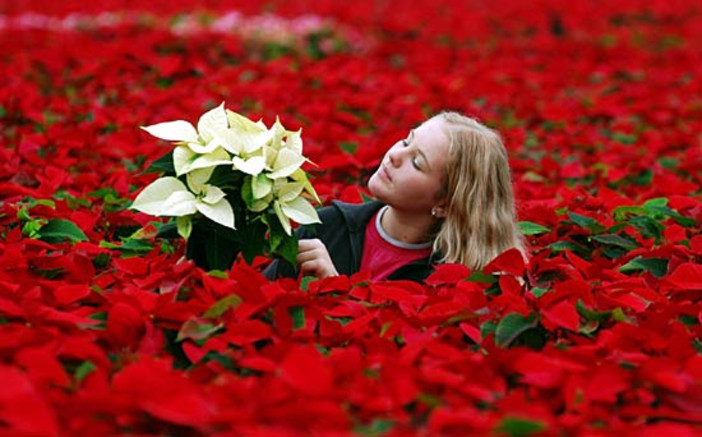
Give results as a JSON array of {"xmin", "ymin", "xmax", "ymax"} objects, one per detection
[
  {"xmin": 618, "ymin": 257, "xmax": 668, "ymax": 277},
  {"xmin": 74, "ymin": 360, "xmax": 96, "ymax": 382},
  {"xmin": 38, "ymin": 219, "xmax": 89, "ymax": 243},
  {"xmin": 203, "ymin": 294, "xmax": 242, "ymax": 319},
  {"xmin": 568, "ymin": 212, "xmax": 605, "ymax": 233},
  {"xmin": 289, "ymin": 306, "xmax": 306, "ymax": 330},
  {"xmin": 176, "ymin": 317, "xmax": 223, "ymax": 342},
  {"xmin": 495, "ymin": 313, "xmax": 537, "ymax": 348},
  {"xmin": 144, "ymin": 150, "xmax": 175, "ymax": 175},
  {"xmin": 494, "ymin": 416, "xmax": 547, "ymax": 436},
  {"xmin": 518, "ymin": 221, "xmax": 550, "ymax": 235},
  {"xmin": 176, "ymin": 216, "xmax": 192, "ymax": 240},
  {"xmin": 592, "ymin": 234, "xmax": 637, "ymax": 250}
]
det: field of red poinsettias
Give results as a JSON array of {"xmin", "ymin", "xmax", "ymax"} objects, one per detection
[{"xmin": 1, "ymin": 0, "xmax": 701, "ymax": 435}]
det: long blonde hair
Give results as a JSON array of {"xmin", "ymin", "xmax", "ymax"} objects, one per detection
[{"xmin": 432, "ymin": 111, "xmax": 525, "ymax": 270}]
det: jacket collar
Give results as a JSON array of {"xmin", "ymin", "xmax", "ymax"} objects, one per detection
[{"xmin": 331, "ymin": 200, "xmax": 385, "ymax": 233}]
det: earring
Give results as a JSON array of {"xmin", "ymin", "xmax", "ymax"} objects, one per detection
[{"xmin": 431, "ymin": 208, "xmax": 437, "ymax": 218}]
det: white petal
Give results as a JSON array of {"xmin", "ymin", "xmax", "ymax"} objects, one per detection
[
  {"xmin": 162, "ymin": 190, "xmax": 199, "ymax": 216},
  {"xmin": 141, "ymin": 121, "xmax": 198, "ymax": 143},
  {"xmin": 173, "ymin": 146, "xmax": 197, "ymax": 176},
  {"xmin": 132, "ymin": 177, "xmax": 190, "ymax": 215},
  {"xmin": 268, "ymin": 148, "xmax": 305, "ymax": 179},
  {"xmin": 211, "ymin": 128, "xmax": 244, "ymax": 155},
  {"xmin": 289, "ymin": 169, "xmax": 321, "ymax": 203},
  {"xmin": 276, "ymin": 181, "xmax": 305, "ymax": 203},
  {"xmin": 226, "ymin": 109, "xmax": 268, "ymax": 134},
  {"xmin": 201, "ymin": 185, "xmax": 226, "ymax": 204},
  {"xmin": 196, "ymin": 199, "xmax": 235, "ymax": 229},
  {"xmin": 252, "ymin": 173, "xmax": 273, "ymax": 199},
  {"xmin": 181, "ymin": 148, "xmax": 232, "ymax": 175},
  {"xmin": 197, "ymin": 102, "xmax": 228, "ymax": 142},
  {"xmin": 270, "ymin": 116, "xmax": 286, "ymax": 147},
  {"xmin": 187, "ymin": 139, "xmax": 221, "ymax": 154},
  {"xmin": 273, "ymin": 201, "xmax": 292, "ymax": 236},
  {"xmin": 280, "ymin": 197, "xmax": 320, "ymax": 225},
  {"xmin": 241, "ymin": 130, "xmax": 274, "ymax": 153},
  {"xmin": 283, "ymin": 128, "xmax": 303, "ymax": 155},
  {"xmin": 233, "ymin": 155, "xmax": 266, "ymax": 176},
  {"xmin": 185, "ymin": 167, "xmax": 214, "ymax": 193}
]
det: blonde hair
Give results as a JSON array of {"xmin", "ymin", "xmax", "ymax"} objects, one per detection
[{"xmin": 432, "ymin": 111, "xmax": 525, "ymax": 270}]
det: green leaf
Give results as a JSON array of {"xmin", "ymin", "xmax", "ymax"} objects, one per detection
[
  {"xmin": 38, "ymin": 219, "xmax": 89, "ymax": 243},
  {"xmin": 548, "ymin": 240, "xmax": 588, "ymax": 254},
  {"xmin": 576, "ymin": 300, "xmax": 612, "ymax": 322},
  {"xmin": 144, "ymin": 150, "xmax": 175, "ymax": 175},
  {"xmin": 289, "ymin": 306, "xmax": 306, "ymax": 330},
  {"xmin": 204, "ymin": 294, "xmax": 242, "ymax": 318},
  {"xmin": 417, "ymin": 393, "xmax": 442, "ymax": 408},
  {"xmin": 612, "ymin": 205, "xmax": 645, "ymax": 222},
  {"xmin": 592, "ymin": 234, "xmax": 637, "ymax": 250},
  {"xmin": 273, "ymin": 229, "xmax": 299, "ymax": 267},
  {"xmin": 530, "ymin": 286, "xmax": 550, "ymax": 298},
  {"xmin": 339, "ymin": 141, "xmax": 358, "ymax": 154},
  {"xmin": 618, "ymin": 257, "xmax": 668, "ymax": 278},
  {"xmin": 480, "ymin": 320, "xmax": 497, "ymax": 339},
  {"xmin": 354, "ymin": 419, "xmax": 394, "ymax": 436},
  {"xmin": 567, "ymin": 212, "xmax": 605, "ymax": 233},
  {"xmin": 300, "ymin": 276, "xmax": 316, "ymax": 292},
  {"xmin": 642, "ymin": 197, "xmax": 668, "ymax": 209},
  {"xmin": 626, "ymin": 215, "xmax": 665, "ymax": 240},
  {"xmin": 177, "ymin": 216, "xmax": 192, "ymax": 239},
  {"xmin": 495, "ymin": 313, "xmax": 537, "ymax": 348},
  {"xmin": 494, "ymin": 416, "xmax": 547, "ymax": 436},
  {"xmin": 466, "ymin": 271, "xmax": 498, "ymax": 284},
  {"xmin": 74, "ymin": 360, "xmax": 96, "ymax": 382},
  {"xmin": 518, "ymin": 221, "xmax": 550, "ymax": 236},
  {"xmin": 176, "ymin": 318, "xmax": 222, "ymax": 342}
]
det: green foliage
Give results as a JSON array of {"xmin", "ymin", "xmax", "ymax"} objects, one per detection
[
  {"xmin": 38, "ymin": 219, "xmax": 89, "ymax": 243},
  {"xmin": 494, "ymin": 416, "xmax": 547, "ymax": 436},
  {"xmin": 495, "ymin": 313, "xmax": 538, "ymax": 348},
  {"xmin": 518, "ymin": 221, "xmax": 551, "ymax": 236},
  {"xmin": 289, "ymin": 306, "xmax": 306, "ymax": 330}
]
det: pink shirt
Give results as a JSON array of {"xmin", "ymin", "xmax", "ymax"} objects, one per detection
[{"xmin": 360, "ymin": 206, "xmax": 433, "ymax": 281}]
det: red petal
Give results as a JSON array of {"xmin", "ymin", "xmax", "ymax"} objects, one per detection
[
  {"xmin": 53, "ymin": 284, "xmax": 91, "ymax": 305},
  {"xmin": 484, "ymin": 248, "xmax": 526, "ymax": 276},
  {"xmin": 667, "ymin": 263, "xmax": 702, "ymax": 290},
  {"xmin": 279, "ymin": 345, "xmax": 333, "ymax": 396},
  {"xmin": 541, "ymin": 300, "xmax": 579, "ymax": 331}
]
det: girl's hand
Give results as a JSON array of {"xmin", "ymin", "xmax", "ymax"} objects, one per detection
[{"xmin": 296, "ymin": 239, "xmax": 339, "ymax": 278}]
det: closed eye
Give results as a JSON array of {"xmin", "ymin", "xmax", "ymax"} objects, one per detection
[{"xmin": 412, "ymin": 156, "xmax": 421, "ymax": 170}]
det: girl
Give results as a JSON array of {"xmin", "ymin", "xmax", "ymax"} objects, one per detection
[{"xmin": 265, "ymin": 111, "xmax": 525, "ymax": 282}]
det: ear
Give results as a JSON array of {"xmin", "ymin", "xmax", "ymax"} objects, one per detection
[{"xmin": 432, "ymin": 205, "xmax": 447, "ymax": 219}]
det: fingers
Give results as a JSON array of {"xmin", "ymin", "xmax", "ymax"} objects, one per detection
[{"xmin": 296, "ymin": 239, "xmax": 338, "ymax": 278}]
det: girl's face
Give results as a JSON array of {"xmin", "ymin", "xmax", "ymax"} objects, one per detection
[{"xmin": 368, "ymin": 116, "xmax": 450, "ymax": 214}]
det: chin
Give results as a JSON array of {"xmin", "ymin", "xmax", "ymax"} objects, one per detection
[{"xmin": 367, "ymin": 177, "xmax": 383, "ymax": 199}]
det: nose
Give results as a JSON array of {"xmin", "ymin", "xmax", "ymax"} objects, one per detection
[{"xmin": 387, "ymin": 143, "xmax": 403, "ymax": 167}]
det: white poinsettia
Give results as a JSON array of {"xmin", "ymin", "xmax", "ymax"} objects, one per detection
[
  {"xmin": 142, "ymin": 103, "xmax": 237, "ymax": 176},
  {"xmin": 173, "ymin": 146, "xmax": 232, "ymax": 177},
  {"xmin": 141, "ymin": 102, "xmax": 229, "ymax": 153},
  {"xmin": 264, "ymin": 118, "xmax": 307, "ymax": 180},
  {"xmin": 131, "ymin": 167, "xmax": 235, "ymax": 232},
  {"xmin": 269, "ymin": 178, "xmax": 320, "ymax": 235}
]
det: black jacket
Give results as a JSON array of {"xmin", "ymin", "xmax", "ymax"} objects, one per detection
[{"xmin": 264, "ymin": 200, "xmax": 437, "ymax": 282}]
